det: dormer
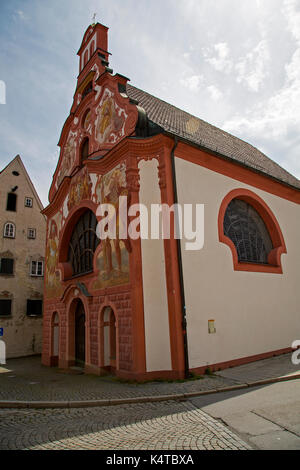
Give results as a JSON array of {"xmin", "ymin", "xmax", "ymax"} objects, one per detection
[{"xmin": 77, "ymin": 23, "xmax": 109, "ymax": 77}]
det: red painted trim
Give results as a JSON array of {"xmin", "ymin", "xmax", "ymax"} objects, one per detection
[
  {"xmin": 218, "ymin": 188, "xmax": 287, "ymax": 273},
  {"xmin": 190, "ymin": 348, "xmax": 292, "ymax": 375},
  {"xmin": 158, "ymin": 145, "xmax": 186, "ymax": 376},
  {"xmin": 116, "ymin": 368, "xmax": 185, "ymax": 382},
  {"xmin": 175, "ymin": 142, "xmax": 300, "ymax": 204}
]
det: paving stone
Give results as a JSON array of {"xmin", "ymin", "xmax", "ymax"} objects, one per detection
[{"xmin": 0, "ymin": 401, "xmax": 251, "ymax": 450}]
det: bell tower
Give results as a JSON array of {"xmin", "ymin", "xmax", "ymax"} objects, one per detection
[{"xmin": 77, "ymin": 22, "xmax": 110, "ymax": 78}]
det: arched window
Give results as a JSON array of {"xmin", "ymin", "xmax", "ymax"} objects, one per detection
[
  {"xmin": 223, "ymin": 199, "xmax": 273, "ymax": 264},
  {"xmin": 4, "ymin": 222, "xmax": 15, "ymax": 238},
  {"xmin": 218, "ymin": 189, "xmax": 287, "ymax": 273},
  {"xmin": 68, "ymin": 210, "xmax": 99, "ymax": 276},
  {"xmin": 80, "ymin": 138, "xmax": 89, "ymax": 163}
]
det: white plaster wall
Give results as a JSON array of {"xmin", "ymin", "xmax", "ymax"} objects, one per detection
[
  {"xmin": 139, "ymin": 159, "xmax": 172, "ymax": 372},
  {"xmin": 175, "ymin": 156, "xmax": 300, "ymax": 369}
]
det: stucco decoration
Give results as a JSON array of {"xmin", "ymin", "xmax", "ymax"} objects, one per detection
[{"xmin": 91, "ymin": 63, "xmax": 100, "ymax": 81}]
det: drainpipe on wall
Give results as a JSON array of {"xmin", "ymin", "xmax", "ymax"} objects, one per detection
[{"xmin": 170, "ymin": 137, "xmax": 190, "ymax": 379}]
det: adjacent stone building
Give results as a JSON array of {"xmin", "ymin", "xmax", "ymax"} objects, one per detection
[
  {"xmin": 42, "ymin": 23, "xmax": 300, "ymax": 380},
  {"xmin": 0, "ymin": 155, "xmax": 46, "ymax": 358}
]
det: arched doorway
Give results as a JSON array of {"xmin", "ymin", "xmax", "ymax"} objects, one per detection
[
  {"xmin": 75, "ymin": 300, "xmax": 86, "ymax": 366},
  {"xmin": 102, "ymin": 306, "xmax": 117, "ymax": 373}
]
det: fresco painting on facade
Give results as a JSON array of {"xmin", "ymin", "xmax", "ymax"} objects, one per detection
[
  {"xmin": 83, "ymin": 109, "xmax": 92, "ymax": 133},
  {"xmin": 93, "ymin": 240, "xmax": 129, "ymax": 289},
  {"xmin": 93, "ymin": 163, "xmax": 130, "ymax": 289},
  {"xmin": 45, "ymin": 219, "xmax": 63, "ymax": 298},
  {"xmin": 95, "ymin": 89, "xmax": 127, "ymax": 145},
  {"xmin": 56, "ymin": 130, "xmax": 78, "ymax": 187},
  {"xmin": 67, "ymin": 166, "xmax": 92, "ymax": 211}
]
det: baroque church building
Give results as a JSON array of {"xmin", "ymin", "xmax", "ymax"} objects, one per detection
[{"xmin": 42, "ymin": 23, "xmax": 300, "ymax": 380}]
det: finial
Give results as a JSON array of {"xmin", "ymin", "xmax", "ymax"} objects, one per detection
[{"xmin": 92, "ymin": 12, "xmax": 97, "ymax": 24}]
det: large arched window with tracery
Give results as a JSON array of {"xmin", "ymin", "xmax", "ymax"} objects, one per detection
[
  {"xmin": 68, "ymin": 210, "xmax": 99, "ymax": 276},
  {"xmin": 223, "ymin": 199, "xmax": 273, "ymax": 264},
  {"xmin": 218, "ymin": 189, "xmax": 287, "ymax": 274}
]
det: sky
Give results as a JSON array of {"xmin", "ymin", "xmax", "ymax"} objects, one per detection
[{"xmin": 0, "ymin": 0, "xmax": 300, "ymax": 207}]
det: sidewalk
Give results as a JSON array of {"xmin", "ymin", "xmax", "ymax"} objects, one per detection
[{"xmin": 0, "ymin": 353, "xmax": 299, "ymax": 408}]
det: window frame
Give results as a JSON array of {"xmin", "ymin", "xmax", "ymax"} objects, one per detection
[
  {"xmin": 218, "ymin": 188, "xmax": 287, "ymax": 274},
  {"xmin": 27, "ymin": 228, "xmax": 36, "ymax": 239},
  {"xmin": 25, "ymin": 197, "xmax": 33, "ymax": 208},
  {"xmin": 67, "ymin": 210, "xmax": 99, "ymax": 277},
  {"xmin": 0, "ymin": 258, "xmax": 14, "ymax": 275},
  {"xmin": 30, "ymin": 260, "xmax": 44, "ymax": 277},
  {"xmin": 0, "ymin": 299, "xmax": 12, "ymax": 316},
  {"xmin": 3, "ymin": 222, "xmax": 15, "ymax": 239},
  {"xmin": 6, "ymin": 193, "xmax": 17, "ymax": 212},
  {"xmin": 26, "ymin": 299, "xmax": 43, "ymax": 317}
]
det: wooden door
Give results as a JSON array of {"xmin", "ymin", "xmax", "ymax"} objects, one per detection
[{"xmin": 75, "ymin": 302, "xmax": 85, "ymax": 366}]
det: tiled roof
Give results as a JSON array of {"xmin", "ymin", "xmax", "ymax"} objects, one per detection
[{"xmin": 126, "ymin": 84, "xmax": 300, "ymax": 190}]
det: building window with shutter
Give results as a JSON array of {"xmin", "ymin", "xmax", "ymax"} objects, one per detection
[
  {"xmin": 26, "ymin": 299, "xmax": 43, "ymax": 317},
  {"xmin": 0, "ymin": 299, "xmax": 12, "ymax": 316},
  {"xmin": 0, "ymin": 258, "xmax": 14, "ymax": 275},
  {"xmin": 6, "ymin": 193, "xmax": 17, "ymax": 211}
]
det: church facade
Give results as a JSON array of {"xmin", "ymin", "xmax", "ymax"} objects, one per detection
[{"xmin": 42, "ymin": 23, "xmax": 300, "ymax": 380}]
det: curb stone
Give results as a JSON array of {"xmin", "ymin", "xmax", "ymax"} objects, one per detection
[{"xmin": 0, "ymin": 373, "xmax": 299, "ymax": 409}]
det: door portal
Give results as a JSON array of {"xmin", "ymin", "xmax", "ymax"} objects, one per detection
[{"xmin": 75, "ymin": 301, "xmax": 85, "ymax": 366}]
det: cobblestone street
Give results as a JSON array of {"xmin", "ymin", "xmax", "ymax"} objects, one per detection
[
  {"xmin": 0, "ymin": 401, "xmax": 250, "ymax": 450},
  {"xmin": 0, "ymin": 353, "xmax": 298, "ymax": 450},
  {"xmin": 0, "ymin": 356, "xmax": 237, "ymax": 402}
]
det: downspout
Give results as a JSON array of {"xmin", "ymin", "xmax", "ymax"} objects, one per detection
[{"xmin": 170, "ymin": 137, "xmax": 190, "ymax": 379}]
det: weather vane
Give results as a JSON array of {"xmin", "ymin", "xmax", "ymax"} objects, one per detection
[{"xmin": 92, "ymin": 13, "xmax": 97, "ymax": 23}]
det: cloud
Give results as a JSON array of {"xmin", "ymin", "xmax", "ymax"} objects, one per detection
[
  {"xmin": 180, "ymin": 74, "xmax": 204, "ymax": 92},
  {"xmin": 204, "ymin": 42, "xmax": 233, "ymax": 73},
  {"xmin": 283, "ymin": 0, "xmax": 300, "ymax": 43},
  {"xmin": 207, "ymin": 85, "xmax": 223, "ymax": 101},
  {"xmin": 1, "ymin": 0, "xmax": 300, "ymax": 205},
  {"xmin": 15, "ymin": 10, "xmax": 29, "ymax": 21},
  {"xmin": 235, "ymin": 40, "xmax": 270, "ymax": 92},
  {"xmin": 223, "ymin": 0, "xmax": 300, "ymax": 178}
]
